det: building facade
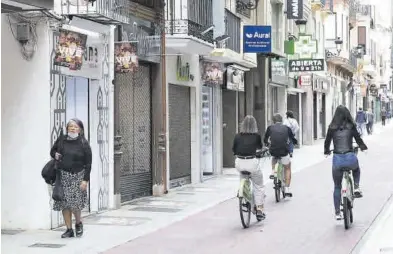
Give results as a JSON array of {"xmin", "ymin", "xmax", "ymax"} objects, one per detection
[{"xmin": 1, "ymin": 0, "xmax": 125, "ymax": 229}]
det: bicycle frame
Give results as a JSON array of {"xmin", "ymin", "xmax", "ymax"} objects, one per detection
[
  {"xmin": 275, "ymin": 161, "xmax": 285, "ymax": 182},
  {"xmin": 238, "ymin": 177, "xmax": 253, "ymax": 203},
  {"xmin": 342, "ymin": 172, "xmax": 354, "ymax": 199}
]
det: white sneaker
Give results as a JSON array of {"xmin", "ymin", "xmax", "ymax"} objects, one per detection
[
  {"xmin": 335, "ymin": 212, "xmax": 343, "ymax": 220},
  {"xmin": 284, "ymin": 187, "xmax": 292, "ymax": 197}
]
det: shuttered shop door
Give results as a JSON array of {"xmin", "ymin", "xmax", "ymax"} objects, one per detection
[
  {"xmin": 169, "ymin": 84, "xmax": 191, "ymax": 187},
  {"xmin": 117, "ymin": 64, "xmax": 152, "ymax": 202}
]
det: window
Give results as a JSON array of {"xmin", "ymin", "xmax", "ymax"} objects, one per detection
[
  {"xmin": 346, "ymin": 16, "xmax": 349, "ymax": 50},
  {"xmin": 358, "ymin": 26, "xmax": 366, "ymax": 53}
]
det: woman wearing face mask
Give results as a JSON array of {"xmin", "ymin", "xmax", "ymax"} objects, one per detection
[{"xmin": 50, "ymin": 118, "xmax": 92, "ymax": 238}]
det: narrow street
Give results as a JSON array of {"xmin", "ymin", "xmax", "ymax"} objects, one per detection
[{"xmin": 104, "ymin": 126, "xmax": 393, "ymax": 254}]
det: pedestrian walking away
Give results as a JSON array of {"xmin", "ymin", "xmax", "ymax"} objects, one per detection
[
  {"xmin": 355, "ymin": 107, "xmax": 367, "ymax": 136},
  {"xmin": 283, "ymin": 110, "xmax": 299, "ymax": 158},
  {"xmin": 381, "ymin": 107, "xmax": 387, "ymax": 126},
  {"xmin": 366, "ymin": 109, "xmax": 374, "ymax": 135}
]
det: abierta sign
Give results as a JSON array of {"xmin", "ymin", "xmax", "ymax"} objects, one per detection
[{"xmin": 289, "ymin": 59, "xmax": 325, "ymax": 72}]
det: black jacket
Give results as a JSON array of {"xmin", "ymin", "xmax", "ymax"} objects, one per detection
[
  {"xmin": 264, "ymin": 123, "xmax": 297, "ymax": 157},
  {"xmin": 324, "ymin": 124, "xmax": 367, "ymax": 154}
]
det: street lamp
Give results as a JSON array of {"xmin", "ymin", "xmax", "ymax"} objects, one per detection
[
  {"xmin": 295, "ymin": 19, "xmax": 307, "ymax": 34},
  {"xmin": 335, "ymin": 37, "xmax": 343, "ymax": 55}
]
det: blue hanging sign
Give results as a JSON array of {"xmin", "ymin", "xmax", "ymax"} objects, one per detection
[{"xmin": 243, "ymin": 25, "xmax": 272, "ymax": 53}]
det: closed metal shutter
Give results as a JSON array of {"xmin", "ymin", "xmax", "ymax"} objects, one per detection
[
  {"xmin": 168, "ymin": 84, "xmax": 191, "ymax": 188},
  {"xmin": 117, "ymin": 64, "xmax": 152, "ymax": 202}
]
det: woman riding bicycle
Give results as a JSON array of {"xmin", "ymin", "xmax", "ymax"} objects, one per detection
[
  {"xmin": 232, "ymin": 115, "xmax": 265, "ymax": 219},
  {"xmin": 324, "ymin": 105, "xmax": 368, "ymax": 220}
]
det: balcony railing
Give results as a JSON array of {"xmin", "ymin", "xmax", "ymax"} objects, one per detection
[
  {"xmin": 56, "ymin": 0, "xmax": 130, "ymax": 24},
  {"xmin": 165, "ymin": 0, "xmax": 214, "ymax": 43},
  {"xmin": 165, "ymin": 19, "xmax": 214, "ymax": 43},
  {"xmin": 349, "ymin": 52, "xmax": 358, "ymax": 69},
  {"xmin": 225, "ymin": 10, "xmax": 241, "ymax": 53}
]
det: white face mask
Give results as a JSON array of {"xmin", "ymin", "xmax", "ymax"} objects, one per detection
[{"xmin": 68, "ymin": 132, "xmax": 79, "ymax": 139}]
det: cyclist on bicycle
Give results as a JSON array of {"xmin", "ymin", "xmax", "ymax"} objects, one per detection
[
  {"xmin": 264, "ymin": 113, "xmax": 298, "ymax": 197},
  {"xmin": 324, "ymin": 105, "xmax": 368, "ymax": 220},
  {"xmin": 233, "ymin": 115, "xmax": 266, "ymax": 219}
]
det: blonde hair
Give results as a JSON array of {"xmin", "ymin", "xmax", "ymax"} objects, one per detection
[{"xmin": 240, "ymin": 115, "xmax": 258, "ymax": 133}]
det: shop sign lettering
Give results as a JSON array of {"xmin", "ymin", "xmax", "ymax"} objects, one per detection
[{"xmin": 289, "ymin": 59, "xmax": 325, "ymax": 72}]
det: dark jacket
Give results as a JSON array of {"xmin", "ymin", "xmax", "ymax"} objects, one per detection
[
  {"xmin": 50, "ymin": 135, "xmax": 92, "ymax": 181},
  {"xmin": 264, "ymin": 123, "xmax": 297, "ymax": 157},
  {"xmin": 232, "ymin": 133, "xmax": 263, "ymax": 156},
  {"xmin": 324, "ymin": 124, "xmax": 367, "ymax": 154},
  {"xmin": 355, "ymin": 111, "xmax": 367, "ymax": 124}
]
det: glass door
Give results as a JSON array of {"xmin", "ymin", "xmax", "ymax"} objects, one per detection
[{"xmin": 201, "ymin": 85, "xmax": 214, "ymax": 175}]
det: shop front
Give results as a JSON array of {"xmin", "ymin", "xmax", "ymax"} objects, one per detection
[
  {"xmin": 165, "ymin": 54, "xmax": 199, "ymax": 188},
  {"xmin": 222, "ymin": 65, "xmax": 246, "ymax": 168},
  {"xmin": 114, "ymin": 20, "xmax": 162, "ymax": 203},
  {"xmin": 200, "ymin": 61, "xmax": 225, "ymax": 177},
  {"xmin": 268, "ymin": 58, "xmax": 288, "ymax": 124},
  {"xmin": 311, "ymin": 74, "xmax": 330, "ymax": 140},
  {"xmin": 48, "ymin": 20, "xmax": 114, "ymax": 228}
]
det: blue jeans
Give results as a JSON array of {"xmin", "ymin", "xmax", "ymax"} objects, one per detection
[
  {"xmin": 288, "ymin": 142, "xmax": 294, "ymax": 154},
  {"xmin": 332, "ymin": 153, "xmax": 360, "ymax": 213}
]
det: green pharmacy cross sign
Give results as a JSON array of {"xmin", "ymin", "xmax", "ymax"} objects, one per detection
[{"xmin": 293, "ymin": 35, "xmax": 318, "ymax": 59}]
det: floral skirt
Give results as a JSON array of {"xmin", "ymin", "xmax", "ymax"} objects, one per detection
[{"xmin": 53, "ymin": 170, "xmax": 87, "ymax": 212}]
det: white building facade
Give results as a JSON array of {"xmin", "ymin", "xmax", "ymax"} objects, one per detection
[{"xmin": 1, "ymin": 0, "xmax": 122, "ymax": 230}]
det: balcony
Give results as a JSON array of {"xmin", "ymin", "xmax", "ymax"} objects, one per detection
[
  {"xmin": 225, "ymin": 10, "xmax": 241, "ymax": 53},
  {"xmin": 165, "ymin": 19, "xmax": 214, "ymax": 43},
  {"xmin": 349, "ymin": 0, "xmax": 358, "ymax": 29},
  {"xmin": 54, "ymin": 0, "xmax": 130, "ymax": 24},
  {"xmin": 165, "ymin": 0, "xmax": 215, "ymax": 55},
  {"xmin": 325, "ymin": 49, "xmax": 356, "ymax": 73},
  {"xmin": 311, "ymin": 0, "xmax": 325, "ymax": 11}
]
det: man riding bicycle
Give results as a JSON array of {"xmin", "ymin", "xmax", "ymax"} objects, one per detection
[{"xmin": 264, "ymin": 113, "xmax": 298, "ymax": 197}]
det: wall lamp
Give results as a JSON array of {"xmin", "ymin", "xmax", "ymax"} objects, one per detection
[
  {"xmin": 295, "ymin": 19, "xmax": 307, "ymax": 34},
  {"xmin": 335, "ymin": 37, "xmax": 343, "ymax": 55}
]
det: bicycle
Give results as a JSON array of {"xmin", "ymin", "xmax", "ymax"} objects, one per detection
[
  {"xmin": 237, "ymin": 149, "xmax": 268, "ymax": 228},
  {"xmin": 328, "ymin": 146, "xmax": 360, "ymax": 230},
  {"xmin": 270, "ymin": 157, "xmax": 291, "ymax": 202}
]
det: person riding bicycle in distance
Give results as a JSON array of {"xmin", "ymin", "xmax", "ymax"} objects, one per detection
[
  {"xmin": 324, "ymin": 105, "xmax": 367, "ymax": 220},
  {"xmin": 264, "ymin": 113, "xmax": 298, "ymax": 197}
]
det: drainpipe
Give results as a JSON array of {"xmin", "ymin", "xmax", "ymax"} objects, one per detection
[
  {"xmin": 113, "ymin": 25, "xmax": 123, "ymax": 208},
  {"xmin": 158, "ymin": 3, "xmax": 168, "ymax": 194}
]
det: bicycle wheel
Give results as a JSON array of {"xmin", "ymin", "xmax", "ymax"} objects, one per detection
[
  {"xmin": 239, "ymin": 197, "xmax": 251, "ymax": 228},
  {"xmin": 343, "ymin": 197, "xmax": 351, "ymax": 230},
  {"xmin": 274, "ymin": 178, "xmax": 281, "ymax": 203}
]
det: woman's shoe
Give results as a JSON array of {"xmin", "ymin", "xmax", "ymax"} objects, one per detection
[
  {"xmin": 75, "ymin": 222, "xmax": 83, "ymax": 237},
  {"xmin": 61, "ymin": 228, "xmax": 74, "ymax": 238}
]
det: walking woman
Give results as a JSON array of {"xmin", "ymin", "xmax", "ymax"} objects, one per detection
[
  {"xmin": 50, "ymin": 118, "xmax": 92, "ymax": 238},
  {"xmin": 283, "ymin": 111, "xmax": 300, "ymax": 157},
  {"xmin": 324, "ymin": 105, "xmax": 367, "ymax": 220},
  {"xmin": 232, "ymin": 115, "xmax": 266, "ymax": 220}
]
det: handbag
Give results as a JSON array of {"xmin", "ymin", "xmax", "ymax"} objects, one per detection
[
  {"xmin": 41, "ymin": 159, "xmax": 57, "ymax": 185},
  {"xmin": 52, "ymin": 170, "xmax": 65, "ymax": 201}
]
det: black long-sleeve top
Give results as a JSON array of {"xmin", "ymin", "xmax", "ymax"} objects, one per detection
[
  {"xmin": 232, "ymin": 133, "xmax": 263, "ymax": 156},
  {"xmin": 50, "ymin": 136, "xmax": 92, "ymax": 181},
  {"xmin": 324, "ymin": 125, "xmax": 367, "ymax": 154},
  {"xmin": 264, "ymin": 123, "xmax": 297, "ymax": 157}
]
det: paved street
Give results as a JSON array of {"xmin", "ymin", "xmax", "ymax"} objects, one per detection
[
  {"xmin": 2, "ymin": 123, "xmax": 392, "ymax": 254},
  {"xmin": 104, "ymin": 124, "xmax": 393, "ymax": 254}
]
